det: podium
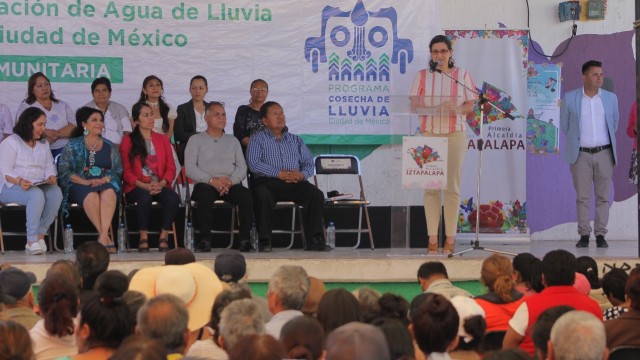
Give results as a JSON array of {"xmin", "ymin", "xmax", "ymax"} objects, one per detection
[{"xmin": 387, "ymin": 95, "xmax": 465, "ymax": 256}]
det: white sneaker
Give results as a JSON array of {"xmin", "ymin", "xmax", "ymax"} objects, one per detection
[
  {"xmin": 38, "ymin": 239, "xmax": 48, "ymax": 253},
  {"xmin": 25, "ymin": 241, "xmax": 44, "ymax": 255}
]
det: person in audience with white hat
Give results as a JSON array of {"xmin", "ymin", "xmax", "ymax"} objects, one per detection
[{"xmin": 129, "ymin": 261, "xmax": 224, "ymax": 355}]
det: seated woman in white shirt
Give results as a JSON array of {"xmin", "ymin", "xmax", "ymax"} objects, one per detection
[{"xmin": 0, "ymin": 107, "xmax": 62, "ymax": 255}]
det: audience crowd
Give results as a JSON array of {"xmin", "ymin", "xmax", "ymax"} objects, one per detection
[{"xmin": 0, "ymin": 247, "xmax": 634, "ymax": 360}]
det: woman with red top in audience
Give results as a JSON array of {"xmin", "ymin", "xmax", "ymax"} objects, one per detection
[{"xmin": 119, "ymin": 102, "xmax": 179, "ymax": 253}]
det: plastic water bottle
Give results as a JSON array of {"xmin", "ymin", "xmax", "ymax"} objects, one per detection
[
  {"xmin": 63, "ymin": 224, "xmax": 74, "ymax": 254},
  {"xmin": 250, "ymin": 222, "xmax": 259, "ymax": 250},
  {"xmin": 185, "ymin": 222, "xmax": 194, "ymax": 251},
  {"xmin": 117, "ymin": 223, "xmax": 127, "ymax": 254},
  {"xmin": 326, "ymin": 222, "xmax": 336, "ymax": 249}
]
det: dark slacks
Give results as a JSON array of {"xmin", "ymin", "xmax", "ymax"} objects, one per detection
[
  {"xmin": 252, "ymin": 178, "xmax": 325, "ymax": 245},
  {"xmin": 191, "ymin": 183, "xmax": 253, "ymax": 242},
  {"xmin": 125, "ymin": 187, "xmax": 180, "ymax": 231}
]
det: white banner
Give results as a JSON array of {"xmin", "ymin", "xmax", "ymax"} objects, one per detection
[
  {"xmin": 446, "ymin": 30, "xmax": 529, "ymax": 235},
  {"xmin": 0, "ymin": 0, "xmax": 439, "ymax": 144},
  {"xmin": 402, "ymin": 136, "xmax": 447, "ymax": 189}
]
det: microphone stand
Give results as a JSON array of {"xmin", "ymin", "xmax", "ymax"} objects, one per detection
[{"xmin": 432, "ymin": 67, "xmax": 517, "ymax": 258}]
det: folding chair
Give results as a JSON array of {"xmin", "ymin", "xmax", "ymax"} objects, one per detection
[
  {"xmin": 313, "ymin": 154, "xmax": 374, "ymax": 249},
  {"xmin": 56, "ymin": 155, "xmax": 115, "ymax": 252},
  {"xmin": 248, "ymin": 173, "xmax": 305, "ymax": 249},
  {"xmin": 272, "ymin": 201, "xmax": 305, "ymax": 249},
  {"xmin": 182, "ymin": 170, "xmax": 237, "ymax": 249},
  {"xmin": 0, "ymin": 202, "xmax": 55, "ymax": 254},
  {"xmin": 121, "ymin": 181, "xmax": 180, "ymax": 251}
]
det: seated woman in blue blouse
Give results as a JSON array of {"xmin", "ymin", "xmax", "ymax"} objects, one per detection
[{"xmin": 58, "ymin": 107, "xmax": 122, "ymax": 253}]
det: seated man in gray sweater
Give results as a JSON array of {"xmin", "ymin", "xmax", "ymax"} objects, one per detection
[{"xmin": 185, "ymin": 101, "xmax": 253, "ymax": 252}]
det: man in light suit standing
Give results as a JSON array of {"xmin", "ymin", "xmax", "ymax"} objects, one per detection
[{"xmin": 561, "ymin": 60, "xmax": 619, "ymax": 248}]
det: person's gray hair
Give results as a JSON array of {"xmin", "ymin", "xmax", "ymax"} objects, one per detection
[
  {"xmin": 137, "ymin": 294, "xmax": 189, "ymax": 352},
  {"xmin": 550, "ymin": 310, "xmax": 606, "ymax": 360},
  {"xmin": 267, "ymin": 265, "xmax": 310, "ymax": 310},
  {"xmin": 219, "ymin": 298, "xmax": 264, "ymax": 350}
]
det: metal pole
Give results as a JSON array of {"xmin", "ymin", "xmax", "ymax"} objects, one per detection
[{"xmin": 636, "ymin": 0, "xmax": 640, "ymax": 258}]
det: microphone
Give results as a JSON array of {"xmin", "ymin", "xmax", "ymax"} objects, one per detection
[{"xmin": 429, "ymin": 61, "xmax": 440, "ymax": 73}]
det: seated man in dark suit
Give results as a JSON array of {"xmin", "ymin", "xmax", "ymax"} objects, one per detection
[{"xmin": 247, "ymin": 101, "xmax": 330, "ymax": 252}]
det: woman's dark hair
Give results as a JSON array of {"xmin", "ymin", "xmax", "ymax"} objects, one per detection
[
  {"xmin": 109, "ymin": 334, "xmax": 167, "ymax": 360},
  {"xmin": 456, "ymin": 315, "xmax": 486, "ymax": 351},
  {"xmin": 259, "ymin": 101, "xmax": 280, "ymax": 119},
  {"xmin": 411, "ymin": 293, "xmax": 459, "ymax": 354},
  {"xmin": 72, "ymin": 107, "xmax": 104, "ymax": 138},
  {"xmin": 531, "ymin": 305, "xmax": 574, "ymax": 359},
  {"xmin": 38, "ymin": 273, "xmax": 79, "ymax": 337},
  {"xmin": 428, "ymin": 35, "xmax": 455, "ymax": 69},
  {"xmin": 250, "ymin": 79, "xmax": 268, "ymax": 91},
  {"xmin": 602, "ymin": 268, "xmax": 629, "ymax": 303},
  {"xmin": 228, "ymin": 334, "xmax": 287, "ymax": 360},
  {"xmin": 373, "ymin": 293, "xmax": 410, "ymax": 326},
  {"xmin": 80, "ymin": 270, "xmax": 133, "ymax": 350},
  {"xmin": 137, "ymin": 75, "xmax": 170, "ymax": 132},
  {"xmin": 210, "ymin": 288, "xmax": 252, "ymax": 345},
  {"xmin": 190, "ymin": 75, "xmax": 208, "ymax": 89},
  {"xmin": 91, "ymin": 77, "xmax": 112, "ymax": 93},
  {"xmin": 25, "ymin": 72, "xmax": 58, "ymax": 104},
  {"xmin": 13, "ymin": 106, "xmax": 46, "ymax": 143},
  {"xmin": 46, "ymin": 259, "xmax": 83, "ymax": 292},
  {"xmin": 577, "ymin": 256, "xmax": 601, "ymax": 290},
  {"xmin": 280, "ymin": 315, "xmax": 325, "ymax": 360},
  {"xmin": 0, "ymin": 320, "xmax": 34, "ymax": 360},
  {"xmin": 129, "ymin": 102, "xmax": 152, "ymax": 164},
  {"xmin": 513, "ymin": 253, "xmax": 544, "ymax": 293},
  {"xmin": 369, "ymin": 317, "xmax": 415, "ymax": 360},
  {"xmin": 316, "ymin": 288, "xmax": 362, "ymax": 334}
]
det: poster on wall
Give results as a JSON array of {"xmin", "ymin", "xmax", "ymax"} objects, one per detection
[
  {"xmin": 444, "ymin": 30, "xmax": 529, "ymax": 237},
  {"xmin": 402, "ymin": 136, "xmax": 448, "ymax": 189},
  {"xmin": 526, "ymin": 63, "xmax": 561, "ymax": 155},
  {"xmin": 0, "ymin": 0, "xmax": 439, "ymax": 144}
]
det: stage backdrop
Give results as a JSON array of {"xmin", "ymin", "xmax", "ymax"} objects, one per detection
[
  {"xmin": 445, "ymin": 30, "xmax": 529, "ymax": 237},
  {"xmin": 0, "ymin": 0, "xmax": 439, "ymax": 144}
]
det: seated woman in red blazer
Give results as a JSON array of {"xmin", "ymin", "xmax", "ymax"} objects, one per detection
[{"xmin": 119, "ymin": 102, "xmax": 180, "ymax": 252}]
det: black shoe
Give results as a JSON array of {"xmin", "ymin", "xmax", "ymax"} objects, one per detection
[
  {"xmin": 238, "ymin": 240, "xmax": 254, "ymax": 253},
  {"xmin": 305, "ymin": 243, "xmax": 333, "ymax": 251},
  {"xmin": 258, "ymin": 240, "xmax": 272, "ymax": 253},
  {"xmin": 195, "ymin": 240, "xmax": 212, "ymax": 253},
  {"xmin": 575, "ymin": 235, "xmax": 589, "ymax": 248},
  {"xmin": 596, "ymin": 235, "xmax": 609, "ymax": 248}
]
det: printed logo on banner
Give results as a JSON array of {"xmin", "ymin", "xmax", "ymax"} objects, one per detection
[
  {"xmin": 304, "ymin": 0, "xmax": 413, "ymax": 132},
  {"xmin": 402, "ymin": 136, "xmax": 447, "ymax": 190}
]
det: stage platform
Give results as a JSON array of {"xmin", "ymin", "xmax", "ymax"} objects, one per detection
[{"xmin": 1, "ymin": 240, "xmax": 639, "ymax": 284}]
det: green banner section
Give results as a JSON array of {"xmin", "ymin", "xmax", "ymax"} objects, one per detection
[
  {"xmin": 300, "ymin": 134, "xmax": 404, "ymax": 145},
  {"xmin": 0, "ymin": 55, "xmax": 123, "ymax": 83}
]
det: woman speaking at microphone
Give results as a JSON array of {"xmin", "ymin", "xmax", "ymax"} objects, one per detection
[{"xmin": 409, "ymin": 35, "xmax": 477, "ymax": 255}]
